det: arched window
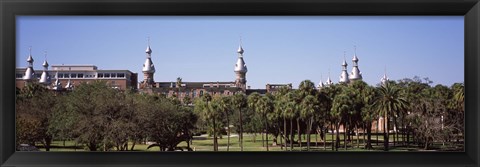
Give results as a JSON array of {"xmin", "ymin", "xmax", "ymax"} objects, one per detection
[{"xmin": 200, "ymin": 90, "xmax": 204, "ymax": 96}]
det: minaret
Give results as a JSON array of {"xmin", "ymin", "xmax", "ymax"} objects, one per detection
[
  {"xmin": 23, "ymin": 47, "xmax": 35, "ymax": 81},
  {"xmin": 142, "ymin": 37, "xmax": 156, "ymax": 85},
  {"xmin": 65, "ymin": 67, "xmax": 73, "ymax": 90},
  {"xmin": 234, "ymin": 40, "xmax": 248, "ymax": 91},
  {"xmin": 39, "ymin": 51, "xmax": 51, "ymax": 86},
  {"xmin": 349, "ymin": 46, "xmax": 363, "ymax": 81},
  {"xmin": 53, "ymin": 71, "xmax": 62, "ymax": 91},
  {"xmin": 318, "ymin": 75, "xmax": 325, "ymax": 89},
  {"xmin": 325, "ymin": 70, "xmax": 333, "ymax": 86},
  {"xmin": 381, "ymin": 66, "xmax": 389, "ymax": 86},
  {"xmin": 339, "ymin": 52, "xmax": 350, "ymax": 83}
]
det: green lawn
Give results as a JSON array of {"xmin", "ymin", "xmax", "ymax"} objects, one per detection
[{"xmin": 36, "ymin": 133, "xmax": 462, "ymax": 152}]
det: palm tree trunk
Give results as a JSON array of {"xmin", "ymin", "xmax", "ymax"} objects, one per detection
[
  {"xmin": 290, "ymin": 119, "xmax": 294, "ymax": 151},
  {"xmin": 384, "ymin": 112, "xmax": 389, "ymax": 151},
  {"xmin": 213, "ymin": 116, "xmax": 218, "ymax": 151},
  {"xmin": 265, "ymin": 115, "xmax": 269, "ymax": 151},
  {"xmin": 226, "ymin": 112, "xmax": 230, "ymax": 151},
  {"xmin": 332, "ymin": 123, "xmax": 335, "ymax": 151},
  {"xmin": 323, "ymin": 126, "xmax": 327, "ymax": 150},
  {"xmin": 335, "ymin": 123, "xmax": 340, "ymax": 151},
  {"xmin": 356, "ymin": 125, "xmax": 359, "ymax": 148},
  {"xmin": 297, "ymin": 118, "xmax": 302, "ymax": 149},
  {"xmin": 315, "ymin": 126, "xmax": 319, "ymax": 147},
  {"xmin": 344, "ymin": 122, "xmax": 347, "ymax": 150},
  {"xmin": 307, "ymin": 117, "xmax": 312, "ymax": 151},
  {"xmin": 239, "ymin": 107, "xmax": 243, "ymax": 151},
  {"xmin": 262, "ymin": 132, "xmax": 265, "ymax": 147},
  {"xmin": 284, "ymin": 117, "xmax": 288, "ymax": 151},
  {"xmin": 365, "ymin": 122, "xmax": 373, "ymax": 150},
  {"xmin": 376, "ymin": 119, "xmax": 379, "ymax": 146}
]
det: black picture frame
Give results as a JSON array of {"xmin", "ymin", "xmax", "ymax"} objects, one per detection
[{"xmin": 1, "ymin": 0, "xmax": 478, "ymax": 167}]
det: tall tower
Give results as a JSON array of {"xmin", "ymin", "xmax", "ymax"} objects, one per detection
[
  {"xmin": 39, "ymin": 51, "xmax": 51, "ymax": 86},
  {"xmin": 339, "ymin": 52, "xmax": 350, "ymax": 83},
  {"xmin": 318, "ymin": 75, "xmax": 325, "ymax": 90},
  {"xmin": 325, "ymin": 70, "xmax": 333, "ymax": 86},
  {"xmin": 142, "ymin": 37, "xmax": 156, "ymax": 85},
  {"xmin": 234, "ymin": 42, "xmax": 248, "ymax": 91},
  {"xmin": 381, "ymin": 66, "xmax": 389, "ymax": 86},
  {"xmin": 349, "ymin": 46, "xmax": 363, "ymax": 81},
  {"xmin": 23, "ymin": 47, "xmax": 35, "ymax": 82}
]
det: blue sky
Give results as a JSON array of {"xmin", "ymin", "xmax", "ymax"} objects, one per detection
[{"xmin": 16, "ymin": 16, "xmax": 464, "ymax": 89}]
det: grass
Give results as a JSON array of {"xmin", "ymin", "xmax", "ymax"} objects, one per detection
[{"xmin": 36, "ymin": 133, "xmax": 463, "ymax": 152}]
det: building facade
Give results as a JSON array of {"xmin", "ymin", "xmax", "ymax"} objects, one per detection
[{"xmin": 16, "ymin": 54, "xmax": 138, "ymax": 91}]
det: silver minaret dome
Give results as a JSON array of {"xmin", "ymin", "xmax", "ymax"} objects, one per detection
[
  {"xmin": 234, "ymin": 45, "xmax": 248, "ymax": 73},
  {"xmin": 23, "ymin": 47, "xmax": 35, "ymax": 81},
  {"xmin": 142, "ymin": 42, "xmax": 156, "ymax": 73},
  {"xmin": 349, "ymin": 47, "xmax": 363, "ymax": 81},
  {"xmin": 325, "ymin": 76, "xmax": 333, "ymax": 86},
  {"xmin": 318, "ymin": 79, "xmax": 325, "ymax": 89},
  {"xmin": 39, "ymin": 59, "xmax": 51, "ymax": 85},
  {"xmin": 53, "ymin": 71, "xmax": 62, "ymax": 90},
  {"xmin": 339, "ymin": 55, "xmax": 350, "ymax": 83}
]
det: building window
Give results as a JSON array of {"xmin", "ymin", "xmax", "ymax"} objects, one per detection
[
  {"xmin": 186, "ymin": 91, "xmax": 189, "ymax": 96},
  {"xmin": 111, "ymin": 73, "xmax": 116, "ymax": 78},
  {"xmin": 78, "ymin": 74, "xmax": 84, "ymax": 78},
  {"xmin": 200, "ymin": 90, "xmax": 204, "ymax": 96},
  {"xmin": 98, "ymin": 73, "xmax": 104, "ymax": 78},
  {"xmin": 193, "ymin": 90, "xmax": 197, "ymax": 97},
  {"xmin": 16, "ymin": 73, "xmax": 23, "ymax": 79},
  {"xmin": 227, "ymin": 92, "xmax": 230, "ymax": 95},
  {"xmin": 71, "ymin": 73, "xmax": 77, "ymax": 78},
  {"xmin": 104, "ymin": 73, "xmax": 110, "ymax": 78},
  {"xmin": 117, "ymin": 73, "xmax": 125, "ymax": 78}
]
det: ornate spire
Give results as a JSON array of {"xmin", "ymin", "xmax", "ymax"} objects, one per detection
[
  {"xmin": 381, "ymin": 65, "xmax": 389, "ymax": 85},
  {"xmin": 39, "ymin": 50, "xmax": 51, "ymax": 85},
  {"xmin": 53, "ymin": 71, "xmax": 62, "ymax": 90},
  {"xmin": 339, "ymin": 52, "xmax": 350, "ymax": 83},
  {"xmin": 325, "ymin": 69, "xmax": 333, "ymax": 86},
  {"xmin": 234, "ymin": 37, "xmax": 247, "ymax": 90},
  {"xmin": 23, "ymin": 47, "xmax": 35, "ymax": 81},
  {"xmin": 145, "ymin": 36, "xmax": 152, "ymax": 55},
  {"xmin": 234, "ymin": 39, "xmax": 247, "ymax": 73},
  {"xmin": 65, "ymin": 67, "xmax": 73, "ymax": 90},
  {"xmin": 143, "ymin": 37, "xmax": 156, "ymax": 73},
  {"xmin": 26, "ymin": 46, "xmax": 34, "ymax": 64},
  {"xmin": 318, "ymin": 74, "xmax": 325, "ymax": 89},
  {"xmin": 349, "ymin": 46, "xmax": 363, "ymax": 81}
]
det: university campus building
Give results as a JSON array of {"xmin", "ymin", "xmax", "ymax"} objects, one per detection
[{"xmin": 16, "ymin": 40, "xmax": 391, "ymax": 133}]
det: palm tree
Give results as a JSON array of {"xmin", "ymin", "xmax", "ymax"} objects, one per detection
[
  {"xmin": 300, "ymin": 94, "xmax": 319, "ymax": 151},
  {"xmin": 297, "ymin": 80, "xmax": 316, "ymax": 150},
  {"xmin": 232, "ymin": 93, "xmax": 247, "ymax": 151},
  {"xmin": 284, "ymin": 93, "xmax": 297, "ymax": 151},
  {"xmin": 360, "ymin": 85, "xmax": 377, "ymax": 150},
  {"xmin": 194, "ymin": 93, "xmax": 219, "ymax": 151},
  {"xmin": 331, "ymin": 90, "xmax": 353, "ymax": 151},
  {"xmin": 218, "ymin": 96, "xmax": 232, "ymax": 151},
  {"xmin": 374, "ymin": 82, "xmax": 408, "ymax": 151},
  {"xmin": 257, "ymin": 95, "xmax": 274, "ymax": 151}
]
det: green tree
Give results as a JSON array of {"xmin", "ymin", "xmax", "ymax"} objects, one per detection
[
  {"xmin": 330, "ymin": 86, "xmax": 353, "ymax": 151},
  {"xmin": 16, "ymin": 82, "xmax": 57, "ymax": 151},
  {"xmin": 232, "ymin": 92, "xmax": 247, "ymax": 151},
  {"xmin": 257, "ymin": 95, "xmax": 274, "ymax": 151},
  {"xmin": 195, "ymin": 93, "xmax": 220, "ymax": 151},
  {"xmin": 374, "ymin": 82, "xmax": 408, "ymax": 151},
  {"xmin": 300, "ymin": 94, "xmax": 319, "ymax": 151}
]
